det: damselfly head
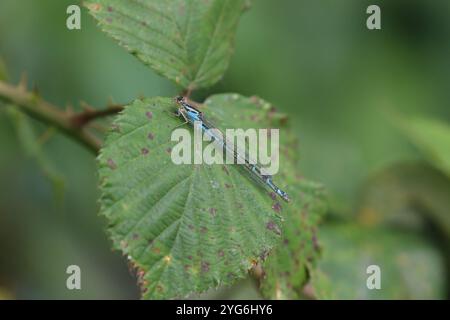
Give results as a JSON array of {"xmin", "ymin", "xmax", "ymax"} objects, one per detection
[{"xmin": 175, "ymin": 96, "xmax": 185, "ymax": 104}]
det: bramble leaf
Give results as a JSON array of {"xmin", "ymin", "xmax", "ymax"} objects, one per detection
[
  {"xmin": 98, "ymin": 94, "xmax": 315, "ymax": 299},
  {"xmin": 86, "ymin": 0, "xmax": 250, "ymax": 89}
]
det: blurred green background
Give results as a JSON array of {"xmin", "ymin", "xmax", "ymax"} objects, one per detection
[{"xmin": 0, "ymin": 0, "xmax": 449, "ymax": 299}]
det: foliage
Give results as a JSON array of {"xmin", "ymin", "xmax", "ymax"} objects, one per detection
[
  {"xmin": 99, "ymin": 95, "xmax": 297, "ymax": 298},
  {"xmin": 396, "ymin": 115, "xmax": 450, "ymax": 178},
  {"xmin": 87, "ymin": 0, "xmax": 327, "ymax": 298},
  {"xmin": 86, "ymin": 0, "xmax": 251, "ymax": 90},
  {"xmin": 358, "ymin": 163, "xmax": 450, "ymax": 238},
  {"xmin": 1, "ymin": 0, "xmax": 448, "ymax": 300},
  {"xmin": 311, "ymin": 224, "xmax": 445, "ymax": 299}
]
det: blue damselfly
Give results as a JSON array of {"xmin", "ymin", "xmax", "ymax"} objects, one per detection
[{"xmin": 175, "ymin": 96, "xmax": 290, "ymax": 203}]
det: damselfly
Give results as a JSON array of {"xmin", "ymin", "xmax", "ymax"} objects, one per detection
[{"xmin": 175, "ymin": 96, "xmax": 290, "ymax": 203}]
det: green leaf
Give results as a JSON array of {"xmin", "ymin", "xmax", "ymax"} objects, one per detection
[
  {"xmin": 98, "ymin": 94, "xmax": 307, "ymax": 299},
  {"xmin": 259, "ymin": 180, "xmax": 327, "ymax": 299},
  {"xmin": 358, "ymin": 162, "xmax": 450, "ymax": 240},
  {"xmin": 396, "ymin": 115, "xmax": 450, "ymax": 178},
  {"xmin": 311, "ymin": 223, "xmax": 446, "ymax": 299},
  {"xmin": 86, "ymin": 0, "xmax": 250, "ymax": 90}
]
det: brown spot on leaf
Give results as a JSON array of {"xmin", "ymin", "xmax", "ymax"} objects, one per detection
[
  {"xmin": 209, "ymin": 208, "xmax": 217, "ymax": 216},
  {"xmin": 107, "ymin": 158, "xmax": 117, "ymax": 170},
  {"xmin": 87, "ymin": 3, "xmax": 101, "ymax": 11},
  {"xmin": 141, "ymin": 148, "xmax": 149, "ymax": 155},
  {"xmin": 218, "ymin": 250, "xmax": 225, "ymax": 257},
  {"xmin": 146, "ymin": 111, "xmax": 153, "ymax": 119},
  {"xmin": 201, "ymin": 261, "xmax": 210, "ymax": 273},
  {"xmin": 266, "ymin": 221, "xmax": 281, "ymax": 235},
  {"xmin": 259, "ymin": 249, "xmax": 269, "ymax": 261},
  {"xmin": 107, "ymin": 6, "xmax": 113, "ymax": 12},
  {"xmin": 137, "ymin": 269, "xmax": 145, "ymax": 278},
  {"xmin": 147, "ymin": 132, "xmax": 154, "ymax": 140},
  {"xmin": 272, "ymin": 202, "xmax": 282, "ymax": 213},
  {"xmin": 312, "ymin": 229, "xmax": 320, "ymax": 251}
]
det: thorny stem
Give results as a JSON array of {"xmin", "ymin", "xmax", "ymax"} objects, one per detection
[
  {"xmin": 0, "ymin": 80, "xmax": 123, "ymax": 153},
  {"xmin": 70, "ymin": 103, "xmax": 124, "ymax": 128}
]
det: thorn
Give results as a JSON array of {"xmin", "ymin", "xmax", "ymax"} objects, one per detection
[{"xmin": 79, "ymin": 100, "xmax": 94, "ymax": 112}]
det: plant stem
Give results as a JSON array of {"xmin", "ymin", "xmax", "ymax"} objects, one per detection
[{"xmin": 0, "ymin": 80, "xmax": 123, "ymax": 153}]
